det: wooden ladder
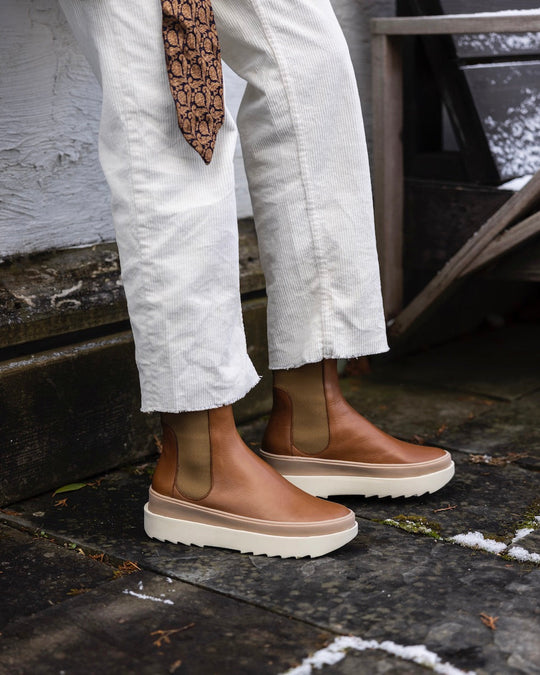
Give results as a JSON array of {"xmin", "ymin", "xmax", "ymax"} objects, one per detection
[{"xmin": 371, "ymin": 12, "xmax": 540, "ymax": 338}]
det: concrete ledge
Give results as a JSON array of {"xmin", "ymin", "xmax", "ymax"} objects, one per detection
[{"xmin": 0, "ymin": 219, "xmax": 263, "ymax": 349}]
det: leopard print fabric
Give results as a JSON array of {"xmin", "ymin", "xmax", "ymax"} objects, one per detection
[{"xmin": 161, "ymin": 0, "xmax": 225, "ymax": 164}]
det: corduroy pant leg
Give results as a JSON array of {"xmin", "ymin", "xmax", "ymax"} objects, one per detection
[
  {"xmin": 59, "ymin": 0, "xmax": 388, "ymax": 413},
  {"xmin": 59, "ymin": 0, "xmax": 260, "ymax": 413},
  {"xmin": 213, "ymin": 0, "xmax": 388, "ymax": 368}
]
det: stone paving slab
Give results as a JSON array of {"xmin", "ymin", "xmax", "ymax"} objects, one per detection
[
  {"xmin": 0, "ymin": 524, "xmax": 114, "ymax": 631},
  {"xmin": 0, "ymin": 569, "xmax": 338, "ymax": 675},
  {"xmin": 2, "ymin": 328, "xmax": 539, "ymax": 675},
  {"xmin": 338, "ymin": 451, "xmax": 540, "ymax": 544},
  {"xmin": 519, "ymin": 529, "xmax": 540, "ymax": 556},
  {"xmin": 371, "ymin": 323, "xmax": 540, "ymax": 401},
  {"xmin": 2, "ymin": 464, "xmax": 539, "ymax": 675},
  {"xmin": 435, "ymin": 390, "xmax": 540, "ymax": 470},
  {"xmin": 340, "ymin": 378, "xmax": 497, "ymax": 445}
]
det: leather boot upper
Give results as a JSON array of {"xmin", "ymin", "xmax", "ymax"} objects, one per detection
[
  {"xmin": 152, "ymin": 405, "xmax": 352, "ymax": 524},
  {"xmin": 262, "ymin": 360, "xmax": 450, "ymax": 466}
]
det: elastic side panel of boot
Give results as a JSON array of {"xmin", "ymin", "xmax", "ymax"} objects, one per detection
[
  {"xmin": 274, "ymin": 362, "xmax": 329, "ymax": 455},
  {"xmin": 162, "ymin": 410, "xmax": 212, "ymax": 501}
]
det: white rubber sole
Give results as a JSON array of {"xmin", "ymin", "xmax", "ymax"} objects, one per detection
[
  {"xmin": 144, "ymin": 503, "xmax": 358, "ymax": 558},
  {"xmin": 281, "ymin": 462, "xmax": 455, "ymax": 498}
]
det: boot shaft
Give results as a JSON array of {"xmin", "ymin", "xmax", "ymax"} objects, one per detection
[
  {"xmin": 263, "ymin": 360, "xmax": 342, "ymax": 456},
  {"xmin": 153, "ymin": 406, "xmax": 238, "ymax": 499}
]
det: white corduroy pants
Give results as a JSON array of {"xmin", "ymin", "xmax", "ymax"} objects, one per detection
[{"xmin": 59, "ymin": 0, "xmax": 389, "ymax": 413}]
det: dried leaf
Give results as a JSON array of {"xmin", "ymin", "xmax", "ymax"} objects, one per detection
[
  {"xmin": 480, "ymin": 613, "xmax": 498, "ymax": 630},
  {"xmin": 113, "ymin": 560, "xmax": 141, "ymax": 578},
  {"xmin": 470, "ymin": 453, "xmax": 529, "ymax": 466},
  {"xmin": 151, "ymin": 624, "xmax": 195, "ymax": 647}
]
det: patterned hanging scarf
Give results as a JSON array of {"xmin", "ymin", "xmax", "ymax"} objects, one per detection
[{"xmin": 161, "ymin": 0, "xmax": 225, "ymax": 164}]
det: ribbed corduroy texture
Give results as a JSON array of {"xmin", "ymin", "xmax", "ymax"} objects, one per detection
[{"xmin": 59, "ymin": 0, "xmax": 388, "ymax": 413}]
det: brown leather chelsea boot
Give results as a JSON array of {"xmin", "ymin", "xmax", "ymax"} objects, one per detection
[
  {"xmin": 260, "ymin": 360, "xmax": 454, "ymax": 498},
  {"xmin": 144, "ymin": 405, "xmax": 357, "ymax": 557}
]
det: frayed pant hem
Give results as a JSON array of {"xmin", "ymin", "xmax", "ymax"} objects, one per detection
[
  {"xmin": 268, "ymin": 340, "xmax": 390, "ymax": 371},
  {"xmin": 139, "ymin": 373, "xmax": 262, "ymax": 414}
]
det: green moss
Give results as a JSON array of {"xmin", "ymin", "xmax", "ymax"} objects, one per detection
[
  {"xmin": 515, "ymin": 498, "xmax": 540, "ymax": 531},
  {"xmin": 483, "ymin": 532, "xmax": 508, "ymax": 544},
  {"xmin": 381, "ymin": 514, "xmax": 442, "ymax": 539}
]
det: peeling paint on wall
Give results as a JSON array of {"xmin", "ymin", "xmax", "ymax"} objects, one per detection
[
  {"xmin": 1, "ymin": 0, "xmax": 109, "ymax": 258},
  {"xmin": 1, "ymin": 0, "xmax": 395, "ymax": 258}
]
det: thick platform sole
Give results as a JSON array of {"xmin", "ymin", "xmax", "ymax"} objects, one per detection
[
  {"xmin": 281, "ymin": 462, "xmax": 455, "ymax": 498},
  {"xmin": 143, "ymin": 503, "xmax": 358, "ymax": 558}
]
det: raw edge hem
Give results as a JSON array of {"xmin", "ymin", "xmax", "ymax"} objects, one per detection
[
  {"xmin": 139, "ymin": 373, "xmax": 262, "ymax": 414},
  {"xmin": 268, "ymin": 339, "xmax": 390, "ymax": 371}
]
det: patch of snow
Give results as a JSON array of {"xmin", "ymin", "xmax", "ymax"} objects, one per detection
[
  {"xmin": 498, "ymin": 174, "xmax": 532, "ymax": 191},
  {"xmin": 445, "ymin": 10, "xmax": 540, "ymax": 18},
  {"xmin": 512, "ymin": 527, "xmax": 535, "ymax": 544},
  {"xmin": 507, "ymin": 546, "xmax": 540, "ymax": 564},
  {"xmin": 465, "ymin": 59, "xmax": 540, "ymax": 69},
  {"xmin": 482, "ymin": 88, "xmax": 540, "ymax": 180},
  {"xmin": 282, "ymin": 636, "xmax": 475, "ymax": 675},
  {"xmin": 137, "ymin": 580, "xmax": 144, "ymax": 591},
  {"xmin": 449, "ymin": 531, "xmax": 506, "ymax": 554},
  {"xmin": 456, "ymin": 34, "xmax": 540, "ymax": 56},
  {"xmin": 122, "ymin": 589, "xmax": 174, "ymax": 605}
]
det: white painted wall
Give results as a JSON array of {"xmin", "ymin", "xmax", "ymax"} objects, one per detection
[{"xmin": 0, "ymin": 0, "xmax": 395, "ymax": 258}]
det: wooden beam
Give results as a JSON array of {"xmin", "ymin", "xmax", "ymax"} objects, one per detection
[
  {"xmin": 372, "ymin": 33, "xmax": 404, "ymax": 318},
  {"xmin": 389, "ymin": 169, "xmax": 540, "ymax": 337},
  {"xmin": 372, "ymin": 13, "xmax": 540, "ymax": 36},
  {"xmin": 463, "ymin": 210, "xmax": 540, "ymax": 275}
]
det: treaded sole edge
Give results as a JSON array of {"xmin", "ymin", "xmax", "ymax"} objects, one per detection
[
  {"xmin": 282, "ymin": 462, "xmax": 455, "ymax": 498},
  {"xmin": 143, "ymin": 504, "xmax": 358, "ymax": 558}
]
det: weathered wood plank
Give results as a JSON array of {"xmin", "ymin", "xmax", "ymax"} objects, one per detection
[
  {"xmin": 372, "ymin": 13, "xmax": 540, "ymax": 36},
  {"xmin": 401, "ymin": 1, "xmax": 540, "ymax": 58},
  {"xmin": 372, "ymin": 33, "xmax": 404, "ymax": 318},
  {"xmin": 403, "ymin": 179, "xmax": 512, "ymax": 299},
  {"xmin": 389, "ymin": 169, "xmax": 540, "ymax": 337},
  {"xmin": 0, "ymin": 297, "xmax": 271, "ymax": 506},
  {"xmin": 0, "ymin": 332, "xmax": 157, "ymax": 506},
  {"xmin": 0, "ymin": 244, "xmax": 128, "ymax": 349},
  {"xmin": 0, "ymin": 221, "xmax": 265, "ymax": 349},
  {"xmin": 464, "ymin": 210, "xmax": 540, "ymax": 274},
  {"xmin": 462, "ymin": 62, "xmax": 540, "ymax": 182},
  {"xmin": 417, "ymin": 32, "xmax": 500, "ymax": 183}
]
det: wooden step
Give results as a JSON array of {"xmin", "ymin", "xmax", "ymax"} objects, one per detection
[{"xmin": 0, "ymin": 222, "xmax": 270, "ymax": 506}]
